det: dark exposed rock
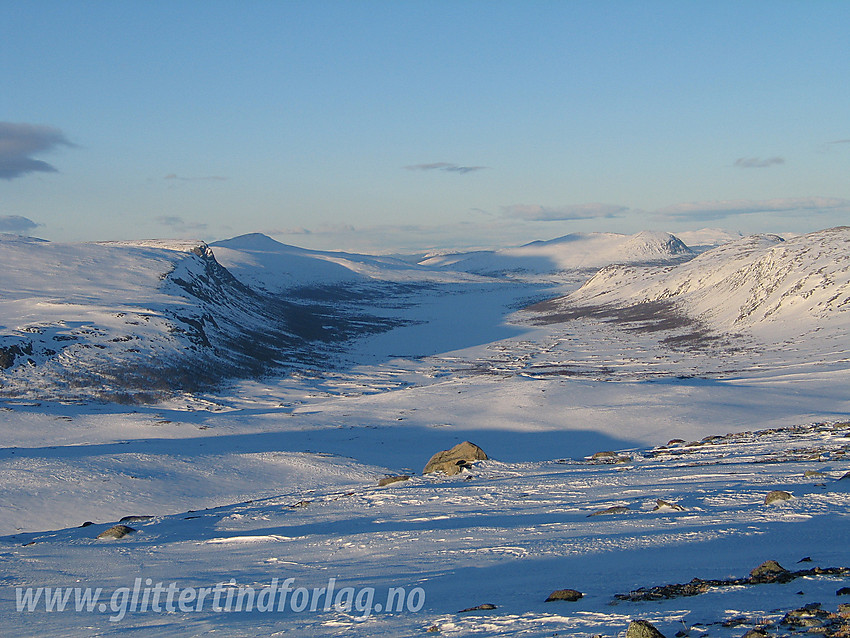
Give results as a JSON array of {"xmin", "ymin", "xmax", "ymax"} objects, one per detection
[
  {"xmin": 616, "ymin": 563, "xmax": 850, "ymax": 602},
  {"xmin": 79, "ymin": 521, "xmax": 94, "ymax": 527},
  {"xmin": 423, "ymin": 441, "xmax": 488, "ymax": 476},
  {"xmin": 750, "ymin": 560, "xmax": 788, "ymax": 580},
  {"xmin": 545, "ymin": 589, "xmax": 583, "ymax": 602},
  {"xmin": 837, "ymin": 587, "xmax": 850, "ymax": 596},
  {"xmin": 96, "ymin": 524, "xmax": 136, "ymax": 539},
  {"xmin": 625, "ymin": 619, "xmax": 666, "ymax": 638},
  {"xmin": 588, "ymin": 505, "xmax": 630, "ymax": 517},
  {"xmin": 119, "ymin": 515, "xmax": 153, "ymax": 523},
  {"xmin": 741, "ymin": 630, "xmax": 769, "ymax": 638},
  {"xmin": 458, "ymin": 603, "xmax": 497, "ymax": 613}
]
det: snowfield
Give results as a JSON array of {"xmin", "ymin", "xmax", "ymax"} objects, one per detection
[{"xmin": 1, "ymin": 228, "xmax": 848, "ymax": 637}]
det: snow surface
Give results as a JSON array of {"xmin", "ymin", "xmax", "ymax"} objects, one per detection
[{"xmin": 1, "ymin": 227, "xmax": 849, "ymax": 636}]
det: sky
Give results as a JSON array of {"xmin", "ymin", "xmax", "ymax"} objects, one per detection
[{"xmin": 1, "ymin": 0, "xmax": 849, "ymax": 252}]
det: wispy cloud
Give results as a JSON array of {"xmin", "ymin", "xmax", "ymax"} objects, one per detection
[
  {"xmin": 656, "ymin": 196, "xmax": 850, "ymax": 221},
  {"xmin": 501, "ymin": 203, "xmax": 627, "ymax": 222},
  {"xmin": 827, "ymin": 139, "xmax": 850, "ymax": 145},
  {"xmin": 0, "ymin": 215, "xmax": 39, "ymax": 233},
  {"xmin": 155, "ymin": 215, "xmax": 208, "ymax": 235},
  {"xmin": 0, "ymin": 122, "xmax": 74, "ymax": 180},
  {"xmin": 734, "ymin": 156, "xmax": 785, "ymax": 168},
  {"xmin": 404, "ymin": 162, "xmax": 487, "ymax": 174},
  {"xmin": 164, "ymin": 173, "xmax": 227, "ymax": 182}
]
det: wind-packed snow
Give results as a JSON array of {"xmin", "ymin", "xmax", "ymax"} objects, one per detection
[{"xmin": 1, "ymin": 227, "xmax": 849, "ymax": 637}]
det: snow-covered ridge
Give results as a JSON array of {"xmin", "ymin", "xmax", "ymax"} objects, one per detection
[
  {"xmin": 557, "ymin": 226, "xmax": 850, "ymax": 335},
  {"xmin": 0, "ymin": 237, "xmax": 379, "ymax": 401},
  {"xmin": 419, "ymin": 230, "xmax": 692, "ymax": 274},
  {"xmin": 211, "ymin": 233, "xmax": 487, "ymax": 292}
]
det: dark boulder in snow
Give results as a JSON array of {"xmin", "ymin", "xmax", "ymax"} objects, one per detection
[
  {"xmin": 545, "ymin": 588, "xmax": 583, "ymax": 602},
  {"xmin": 750, "ymin": 560, "xmax": 788, "ymax": 582},
  {"xmin": 625, "ymin": 619, "xmax": 666, "ymax": 638},
  {"xmin": 423, "ymin": 441, "xmax": 488, "ymax": 476},
  {"xmin": 96, "ymin": 524, "xmax": 136, "ymax": 539}
]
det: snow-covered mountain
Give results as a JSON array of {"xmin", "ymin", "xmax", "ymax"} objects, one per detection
[
  {"xmin": 212, "ymin": 233, "xmax": 485, "ymax": 293},
  {"xmin": 539, "ymin": 227, "xmax": 850, "ymax": 339},
  {"xmin": 673, "ymin": 227, "xmax": 744, "ymax": 252},
  {"xmin": 0, "ymin": 237, "xmax": 383, "ymax": 402},
  {"xmin": 419, "ymin": 230, "xmax": 692, "ymax": 275}
]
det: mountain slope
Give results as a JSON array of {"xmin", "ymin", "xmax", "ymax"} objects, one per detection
[
  {"xmin": 0, "ymin": 238, "xmax": 380, "ymax": 402},
  {"xmin": 211, "ymin": 233, "xmax": 485, "ymax": 293},
  {"xmin": 532, "ymin": 227, "xmax": 850, "ymax": 339}
]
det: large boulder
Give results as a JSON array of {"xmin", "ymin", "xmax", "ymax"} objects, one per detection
[
  {"xmin": 96, "ymin": 524, "xmax": 136, "ymax": 540},
  {"xmin": 423, "ymin": 441, "xmax": 488, "ymax": 476},
  {"xmin": 626, "ymin": 619, "xmax": 666, "ymax": 638}
]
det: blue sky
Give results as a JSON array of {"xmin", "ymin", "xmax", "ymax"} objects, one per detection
[{"xmin": 2, "ymin": 0, "xmax": 849, "ymax": 251}]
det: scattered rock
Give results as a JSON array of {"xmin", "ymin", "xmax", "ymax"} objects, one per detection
[
  {"xmin": 625, "ymin": 619, "xmax": 666, "ymax": 638},
  {"xmin": 588, "ymin": 505, "xmax": 630, "ymax": 517},
  {"xmin": 667, "ymin": 439, "xmax": 685, "ymax": 446},
  {"xmin": 653, "ymin": 499, "xmax": 686, "ymax": 512},
  {"xmin": 750, "ymin": 560, "xmax": 788, "ymax": 581},
  {"xmin": 545, "ymin": 588, "xmax": 583, "ymax": 602},
  {"xmin": 741, "ymin": 629, "xmax": 768, "ymax": 638},
  {"xmin": 423, "ymin": 441, "xmax": 488, "ymax": 476},
  {"xmin": 617, "ymin": 564, "xmax": 850, "ymax": 601},
  {"xmin": 798, "ymin": 556, "xmax": 812, "ymax": 563},
  {"xmin": 378, "ymin": 475, "xmax": 410, "ymax": 487},
  {"xmin": 780, "ymin": 604, "xmax": 833, "ymax": 628},
  {"xmin": 79, "ymin": 521, "xmax": 94, "ymax": 528},
  {"xmin": 427, "ymin": 625, "xmax": 440, "ymax": 633},
  {"xmin": 839, "ymin": 603, "xmax": 850, "ymax": 616},
  {"xmin": 458, "ymin": 603, "xmax": 497, "ymax": 613},
  {"xmin": 764, "ymin": 490, "xmax": 792, "ymax": 505},
  {"xmin": 290, "ymin": 500, "xmax": 312, "ymax": 508},
  {"xmin": 804, "ymin": 470, "xmax": 828, "ymax": 478},
  {"xmin": 119, "ymin": 515, "xmax": 153, "ymax": 523},
  {"xmin": 96, "ymin": 524, "xmax": 136, "ymax": 540}
]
